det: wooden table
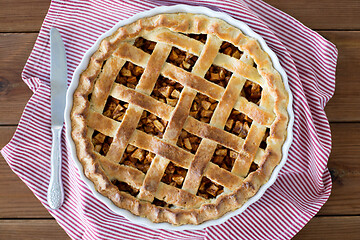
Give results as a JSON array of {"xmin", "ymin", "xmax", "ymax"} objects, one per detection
[{"xmin": 1, "ymin": 1, "xmax": 359, "ymax": 239}]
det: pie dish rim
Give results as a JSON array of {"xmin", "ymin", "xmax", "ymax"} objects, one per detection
[{"xmin": 64, "ymin": 4, "xmax": 294, "ymax": 230}]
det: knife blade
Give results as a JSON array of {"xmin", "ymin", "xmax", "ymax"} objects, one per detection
[{"xmin": 47, "ymin": 27, "xmax": 67, "ymax": 210}]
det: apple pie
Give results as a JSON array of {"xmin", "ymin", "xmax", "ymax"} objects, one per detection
[{"xmin": 71, "ymin": 13, "xmax": 289, "ymax": 225}]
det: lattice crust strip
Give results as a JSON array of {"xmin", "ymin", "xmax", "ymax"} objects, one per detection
[{"xmin": 71, "ymin": 13, "xmax": 289, "ymax": 224}]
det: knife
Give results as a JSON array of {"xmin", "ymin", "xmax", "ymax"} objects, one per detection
[{"xmin": 47, "ymin": 28, "xmax": 67, "ymax": 210}]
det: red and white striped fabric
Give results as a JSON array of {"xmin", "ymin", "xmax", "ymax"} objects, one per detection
[{"xmin": 1, "ymin": 0, "xmax": 337, "ymax": 239}]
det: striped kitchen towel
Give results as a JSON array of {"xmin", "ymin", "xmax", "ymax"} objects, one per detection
[{"xmin": 1, "ymin": 0, "xmax": 337, "ymax": 239}]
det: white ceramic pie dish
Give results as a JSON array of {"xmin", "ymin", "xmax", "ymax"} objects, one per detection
[{"xmin": 64, "ymin": 4, "xmax": 294, "ymax": 231}]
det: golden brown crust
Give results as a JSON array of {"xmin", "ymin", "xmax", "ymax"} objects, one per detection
[{"xmin": 71, "ymin": 13, "xmax": 289, "ymax": 225}]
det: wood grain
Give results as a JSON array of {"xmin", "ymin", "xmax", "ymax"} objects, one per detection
[
  {"xmin": 0, "ymin": 220, "xmax": 70, "ymax": 240},
  {"xmin": 322, "ymin": 31, "xmax": 360, "ymax": 122},
  {"xmin": 318, "ymin": 123, "xmax": 360, "ymax": 215},
  {"xmin": 294, "ymin": 216, "xmax": 360, "ymax": 239},
  {"xmin": 0, "ymin": 33, "xmax": 35, "ymax": 125},
  {"xmin": 0, "ymin": 217, "xmax": 359, "ymax": 240},
  {"xmin": 0, "ymin": 126, "xmax": 50, "ymax": 218},
  {"xmin": 0, "ymin": 0, "xmax": 49, "ymax": 32},
  {"xmin": 0, "ymin": 31, "xmax": 359, "ymax": 125},
  {"xmin": 0, "ymin": 0, "xmax": 360, "ymax": 32},
  {"xmin": 264, "ymin": 0, "xmax": 360, "ymax": 30},
  {"xmin": 1, "ymin": 0, "xmax": 359, "ymax": 238}
]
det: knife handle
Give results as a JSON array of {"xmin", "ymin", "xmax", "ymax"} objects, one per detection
[{"xmin": 47, "ymin": 127, "xmax": 64, "ymax": 209}]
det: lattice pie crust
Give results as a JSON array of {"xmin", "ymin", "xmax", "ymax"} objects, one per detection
[{"xmin": 71, "ymin": 13, "xmax": 289, "ymax": 225}]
